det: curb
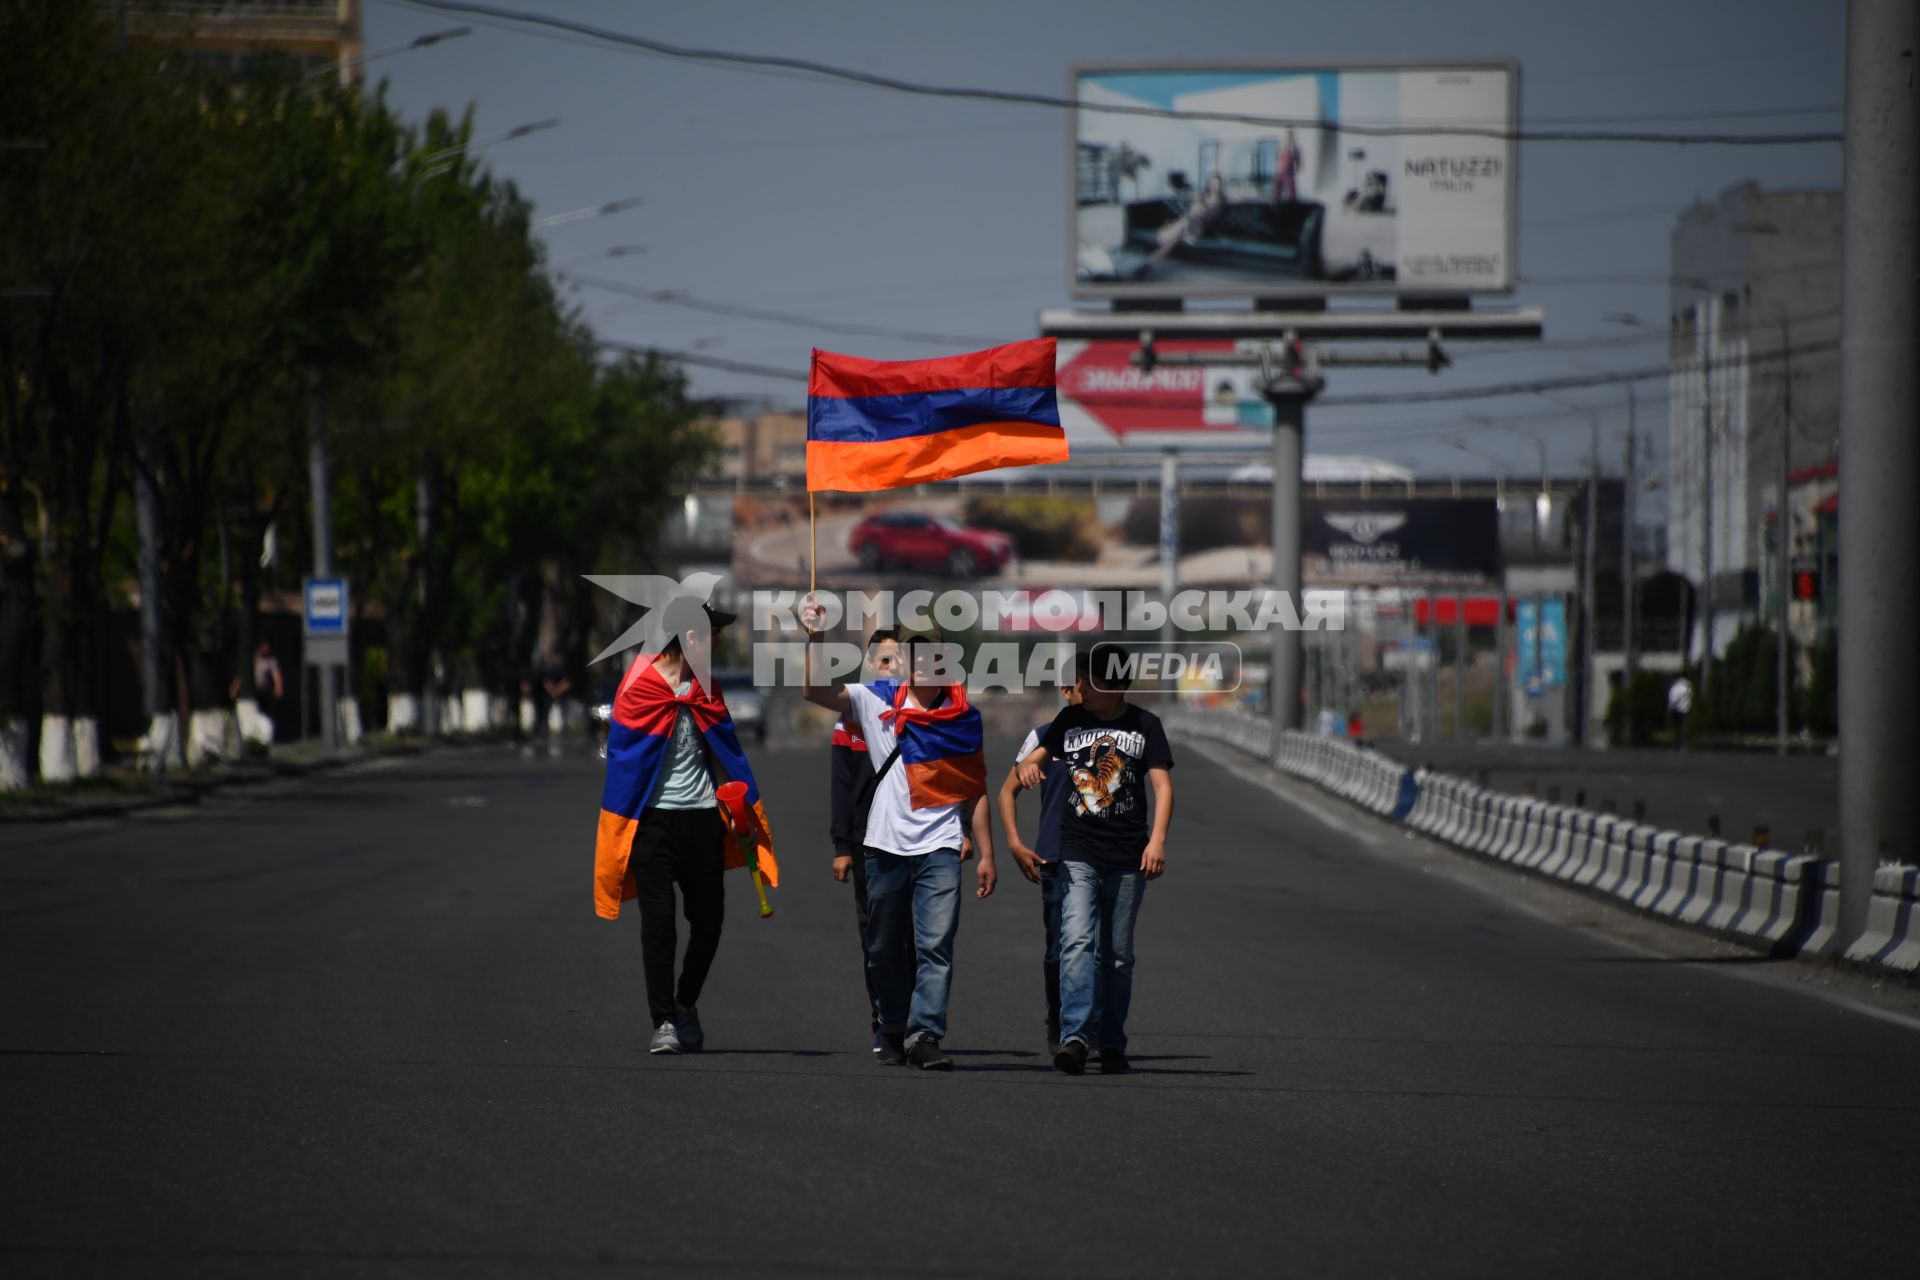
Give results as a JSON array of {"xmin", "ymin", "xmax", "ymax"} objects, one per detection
[{"xmin": 1167, "ymin": 708, "xmax": 1917, "ymax": 982}]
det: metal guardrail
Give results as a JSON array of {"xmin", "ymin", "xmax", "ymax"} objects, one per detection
[{"xmin": 1164, "ymin": 705, "xmax": 1917, "ymax": 976}]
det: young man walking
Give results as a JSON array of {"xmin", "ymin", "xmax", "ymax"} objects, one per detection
[
  {"xmin": 1017, "ymin": 643, "xmax": 1172, "ymax": 1075},
  {"xmin": 998, "ymin": 651, "xmax": 1083, "ymax": 1057},
  {"xmin": 803, "ymin": 606, "xmax": 995, "ymax": 1069},
  {"xmin": 593, "ymin": 602, "xmax": 777, "ymax": 1055},
  {"xmin": 828, "ymin": 629, "xmax": 901, "ymax": 1056}
]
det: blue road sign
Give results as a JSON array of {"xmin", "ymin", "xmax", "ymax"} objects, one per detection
[{"xmin": 304, "ymin": 577, "xmax": 349, "ymax": 637}]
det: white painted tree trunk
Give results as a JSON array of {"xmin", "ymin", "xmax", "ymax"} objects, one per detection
[
  {"xmin": 38, "ymin": 714, "xmax": 75, "ymax": 784},
  {"xmin": 0, "ymin": 716, "xmax": 31, "ymax": 790},
  {"xmin": 338, "ymin": 696, "xmax": 363, "ymax": 746},
  {"xmin": 388, "ymin": 692, "xmax": 421, "ymax": 735},
  {"xmin": 439, "ymin": 692, "xmax": 461, "ymax": 733},
  {"xmin": 460, "ymin": 688, "xmax": 489, "ymax": 733},
  {"xmin": 142, "ymin": 711, "xmax": 184, "ymax": 773},
  {"xmin": 72, "ymin": 717, "xmax": 100, "ymax": 778},
  {"xmin": 518, "ymin": 696, "xmax": 537, "ymax": 735},
  {"xmin": 234, "ymin": 698, "xmax": 273, "ymax": 748},
  {"xmin": 187, "ymin": 708, "xmax": 238, "ymax": 767}
]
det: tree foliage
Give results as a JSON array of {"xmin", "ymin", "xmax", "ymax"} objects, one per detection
[{"xmin": 0, "ymin": 6, "xmax": 711, "ymax": 772}]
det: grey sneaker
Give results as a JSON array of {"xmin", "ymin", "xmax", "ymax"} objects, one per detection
[
  {"xmin": 906, "ymin": 1034, "xmax": 954, "ymax": 1071},
  {"xmin": 673, "ymin": 1005, "xmax": 704, "ymax": 1052},
  {"xmin": 649, "ymin": 1021, "xmax": 682, "ymax": 1055}
]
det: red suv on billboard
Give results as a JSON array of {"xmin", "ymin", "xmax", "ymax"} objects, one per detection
[{"xmin": 848, "ymin": 511, "xmax": 1015, "ymax": 577}]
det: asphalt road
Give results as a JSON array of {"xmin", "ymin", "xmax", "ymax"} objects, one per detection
[
  {"xmin": 1371, "ymin": 739, "xmax": 1840, "ymax": 850},
  {"xmin": 3, "ymin": 734, "xmax": 1916, "ymax": 1278}
]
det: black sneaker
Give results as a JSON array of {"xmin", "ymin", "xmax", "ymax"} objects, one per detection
[
  {"xmin": 906, "ymin": 1034, "xmax": 954, "ymax": 1071},
  {"xmin": 1053, "ymin": 1040, "xmax": 1089, "ymax": 1075},
  {"xmin": 1099, "ymin": 1048, "xmax": 1131, "ymax": 1075},
  {"xmin": 875, "ymin": 1034, "xmax": 907, "ymax": 1067}
]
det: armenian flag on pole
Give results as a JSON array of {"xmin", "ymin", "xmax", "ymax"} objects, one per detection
[{"xmin": 805, "ymin": 338, "xmax": 1068, "ymax": 492}]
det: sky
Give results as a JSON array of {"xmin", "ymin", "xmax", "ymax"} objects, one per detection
[{"xmin": 362, "ymin": 0, "xmax": 1846, "ymax": 487}]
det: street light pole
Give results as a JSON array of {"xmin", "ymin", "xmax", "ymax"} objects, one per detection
[
  {"xmin": 1622, "ymin": 388, "xmax": 1637, "ymax": 688},
  {"xmin": 1776, "ymin": 319, "xmax": 1794, "ymax": 756},
  {"xmin": 1836, "ymin": 0, "xmax": 1918, "ymax": 947}
]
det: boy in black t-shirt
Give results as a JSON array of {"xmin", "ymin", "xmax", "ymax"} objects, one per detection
[{"xmin": 1016, "ymin": 642, "xmax": 1174, "ymax": 1075}]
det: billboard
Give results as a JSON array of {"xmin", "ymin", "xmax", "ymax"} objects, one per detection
[
  {"xmin": 1055, "ymin": 338, "xmax": 1273, "ymax": 448},
  {"xmin": 1071, "ymin": 63, "xmax": 1517, "ymax": 300},
  {"xmin": 1302, "ymin": 497, "xmax": 1502, "ymax": 585},
  {"xmin": 1514, "ymin": 599, "xmax": 1567, "ymax": 692},
  {"xmin": 735, "ymin": 490, "xmax": 1500, "ymax": 591}
]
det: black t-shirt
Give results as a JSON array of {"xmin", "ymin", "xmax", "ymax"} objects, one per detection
[{"xmin": 1039, "ymin": 702, "xmax": 1174, "ymax": 870}]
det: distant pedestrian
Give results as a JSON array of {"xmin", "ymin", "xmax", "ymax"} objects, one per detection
[
  {"xmin": 998, "ymin": 651, "xmax": 1085, "ymax": 1058},
  {"xmin": 1017, "ymin": 642, "xmax": 1174, "ymax": 1076},
  {"xmin": 1667, "ymin": 675, "xmax": 1694, "ymax": 748},
  {"xmin": 828, "ymin": 628, "xmax": 902, "ymax": 1058},
  {"xmin": 592, "ymin": 598, "xmax": 778, "ymax": 1056}
]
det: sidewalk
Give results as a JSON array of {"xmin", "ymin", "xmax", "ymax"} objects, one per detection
[{"xmin": 0, "ymin": 737, "xmax": 434, "ymax": 824}]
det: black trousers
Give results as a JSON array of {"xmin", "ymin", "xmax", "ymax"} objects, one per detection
[
  {"xmin": 632, "ymin": 806, "xmax": 726, "ymax": 1026},
  {"xmin": 848, "ymin": 848, "xmax": 880, "ymax": 1031}
]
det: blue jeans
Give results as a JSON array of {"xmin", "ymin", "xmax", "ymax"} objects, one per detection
[
  {"xmin": 1058, "ymin": 861, "xmax": 1146, "ymax": 1052},
  {"xmin": 1040, "ymin": 861, "xmax": 1064, "ymax": 1027},
  {"xmin": 1040, "ymin": 861, "xmax": 1100, "ymax": 1036},
  {"xmin": 863, "ymin": 847, "xmax": 961, "ymax": 1043}
]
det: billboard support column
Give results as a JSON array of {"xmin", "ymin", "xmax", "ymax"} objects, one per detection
[
  {"xmin": 1266, "ymin": 386, "xmax": 1311, "ymax": 754},
  {"xmin": 1159, "ymin": 449, "xmax": 1179, "ymax": 649}
]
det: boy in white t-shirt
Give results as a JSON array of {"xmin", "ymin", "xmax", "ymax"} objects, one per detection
[{"xmin": 802, "ymin": 606, "xmax": 995, "ymax": 1070}]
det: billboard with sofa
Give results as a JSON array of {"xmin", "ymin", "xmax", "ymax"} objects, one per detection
[{"xmin": 1071, "ymin": 63, "xmax": 1516, "ymax": 300}]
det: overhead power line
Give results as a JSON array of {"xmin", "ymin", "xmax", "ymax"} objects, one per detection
[
  {"xmin": 1318, "ymin": 339, "xmax": 1837, "ymax": 408},
  {"xmin": 392, "ymin": 0, "xmax": 1844, "ymax": 147},
  {"xmin": 566, "ymin": 271, "xmax": 1001, "ymax": 348},
  {"xmin": 599, "ymin": 340, "xmax": 807, "ymax": 383}
]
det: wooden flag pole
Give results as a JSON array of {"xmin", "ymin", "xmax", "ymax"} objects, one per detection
[{"xmin": 803, "ymin": 487, "xmax": 818, "ymax": 690}]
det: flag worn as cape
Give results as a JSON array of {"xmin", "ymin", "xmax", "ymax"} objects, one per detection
[
  {"xmin": 868, "ymin": 678, "xmax": 988, "ymax": 808},
  {"xmin": 806, "ymin": 338, "xmax": 1068, "ymax": 492},
  {"xmin": 594, "ymin": 654, "xmax": 777, "ymax": 920}
]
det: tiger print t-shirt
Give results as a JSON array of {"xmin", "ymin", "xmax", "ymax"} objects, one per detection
[{"xmin": 1038, "ymin": 702, "xmax": 1174, "ymax": 871}]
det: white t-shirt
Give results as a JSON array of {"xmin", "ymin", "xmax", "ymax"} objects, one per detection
[
  {"xmin": 1014, "ymin": 728, "xmax": 1040, "ymax": 765},
  {"xmin": 846, "ymin": 683, "xmax": 966, "ymax": 857}
]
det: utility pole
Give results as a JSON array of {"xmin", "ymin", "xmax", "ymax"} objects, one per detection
[
  {"xmin": 1776, "ymin": 319, "xmax": 1793, "ymax": 756},
  {"xmin": 1837, "ymin": 0, "xmax": 1918, "ymax": 947},
  {"xmin": 1699, "ymin": 303, "xmax": 1715, "ymax": 699},
  {"xmin": 1581, "ymin": 413, "xmax": 1599, "ymax": 747},
  {"xmin": 1622, "ymin": 388, "xmax": 1637, "ymax": 688},
  {"xmin": 309, "ymin": 384, "xmax": 337, "ymax": 749}
]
